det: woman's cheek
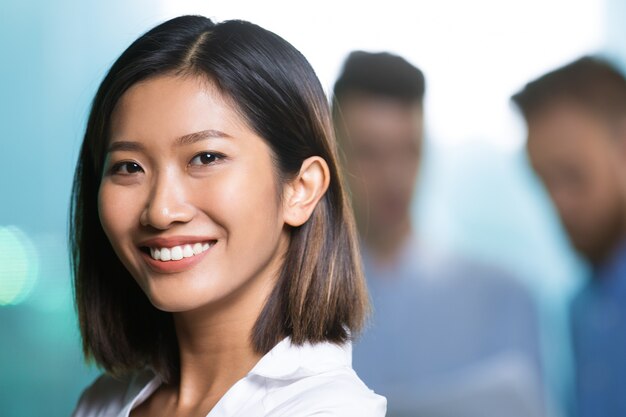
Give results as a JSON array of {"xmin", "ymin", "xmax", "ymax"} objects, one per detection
[{"xmin": 98, "ymin": 184, "xmax": 138, "ymax": 240}]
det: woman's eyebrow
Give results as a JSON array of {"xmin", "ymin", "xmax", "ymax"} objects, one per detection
[
  {"xmin": 106, "ymin": 129, "xmax": 232, "ymax": 153},
  {"xmin": 107, "ymin": 141, "xmax": 145, "ymax": 153},
  {"xmin": 176, "ymin": 129, "xmax": 232, "ymax": 146}
]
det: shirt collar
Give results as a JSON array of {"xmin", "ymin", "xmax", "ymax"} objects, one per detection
[{"xmin": 247, "ymin": 337, "xmax": 352, "ymax": 380}]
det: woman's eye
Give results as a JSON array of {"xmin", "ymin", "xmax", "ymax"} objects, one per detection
[
  {"xmin": 189, "ymin": 152, "xmax": 222, "ymax": 166},
  {"xmin": 110, "ymin": 161, "xmax": 143, "ymax": 175}
]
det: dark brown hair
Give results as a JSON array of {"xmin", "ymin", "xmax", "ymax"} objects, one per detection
[
  {"xmin": 512, "ymin": 56, "xmax": 626, "ymax": 127},
  {"xmin": 333, "ymin": 50, "xmax": 425, "ymax": 104},
  {"xmin": 70, "ymin": 15, "xmax": 368, "ymax": 382}
]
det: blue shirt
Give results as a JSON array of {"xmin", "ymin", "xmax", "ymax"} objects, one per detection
[
  {"xmin": 571, "ymin": 241, "xmax": 626, "ymax": 417},
  {"xmin": 353, "ymin": 236, "xmax": 546, "ymax": 416}
]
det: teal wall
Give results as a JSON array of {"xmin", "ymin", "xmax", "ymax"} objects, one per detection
[{"xmin": 0, "ymin": 2, "xmax": 162, "ymax": 415}]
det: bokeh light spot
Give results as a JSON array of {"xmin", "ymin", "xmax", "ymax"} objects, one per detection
[{"xmin": 0, "ymin": 225, "xmax": 39, "ymax": 306}]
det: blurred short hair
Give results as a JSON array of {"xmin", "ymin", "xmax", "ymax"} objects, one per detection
[
  {"xmin": 333, "ymin": 51, "xmax": 425, "ymax": 104},
  {"xmin": 512, "ymin": 56, "xmax": 626, "ymax": 125}
]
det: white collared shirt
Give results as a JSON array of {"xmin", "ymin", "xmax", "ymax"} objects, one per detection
[{"xmin": 71, "ymin": 338, "xmax": 386, "ymax": 417}]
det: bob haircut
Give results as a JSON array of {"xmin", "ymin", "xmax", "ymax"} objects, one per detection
[{"xmin": 70, "ymin": 15, "xmax": 368, "ymax": 382}]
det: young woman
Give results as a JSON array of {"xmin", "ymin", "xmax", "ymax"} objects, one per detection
[{"xmin": 69, "ymin": 15, "xmax": 385, "ymax": 417}]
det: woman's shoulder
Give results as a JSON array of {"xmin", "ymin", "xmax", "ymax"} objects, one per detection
[
  {"xmin": 248, "ymin": 338, "xmax": 386, "ymax": 416},
  {"xmin": 263, "ymin": 366, "xmax": 387, "ymax": 416},
  {"xmin": 71, "ymin": 370, "xmax": 156, "ymax": 417},
  {"xmin": 303, "ymin": 369, "xmax": 387, "ymax": 416}
]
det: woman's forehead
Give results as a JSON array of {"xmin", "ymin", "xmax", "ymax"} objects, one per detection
[{"xmin": 109, "ymin": 74, "xmax": 248, "ymax": 142}]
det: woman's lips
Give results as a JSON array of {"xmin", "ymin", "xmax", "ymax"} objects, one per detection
[
  {"xmin": 138, "ymin": 235, "xmax": 216, "ymax": 248},
  {"xmin": 137, "ymin": 236, "xmax": 217, "ymax": 274}
]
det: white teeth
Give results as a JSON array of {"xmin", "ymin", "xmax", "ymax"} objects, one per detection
[
  {"xmin": 171, "ymin": 246, "xmax": 183, "ymax": 261},
  {"xmin": 148, "ymin": 241, "xmax": 213, "ymax": 262},
  {"xmin": 193, "ymin": 243, "xmax": 203, "ymax": 255}
]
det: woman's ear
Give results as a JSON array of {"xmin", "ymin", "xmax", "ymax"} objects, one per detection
[{"xmin": 283, "ymin": 156, "xmax": 330, "ymax": 227}]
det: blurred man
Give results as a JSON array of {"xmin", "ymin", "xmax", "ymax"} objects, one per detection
[
  {"xmin": 513, "ymin": 56, "xmax": 626, "ymax": 417},
  {"xmin": 334, "ymin": 51, "xmax": 546, "ymax": 417}
]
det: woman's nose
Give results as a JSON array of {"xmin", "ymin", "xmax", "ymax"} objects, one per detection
[{"xmin": 139, "ymin": 172, "xmax": 195, "ymax": 229}]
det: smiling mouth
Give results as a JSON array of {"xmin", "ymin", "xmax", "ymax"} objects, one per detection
[{"xmin": 141, "ymin": 241, "xmax": 216, "ymax": 262}]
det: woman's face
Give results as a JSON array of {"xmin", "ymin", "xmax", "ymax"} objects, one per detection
[{"xmin": 99, "ymin": 74, "xmax": 289, "ymax": 314}]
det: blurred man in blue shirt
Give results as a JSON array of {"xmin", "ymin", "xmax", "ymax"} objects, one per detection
[
  {"xmin": 513, "ymin": 56, "xmax": 626, "ymax": 417},
  {"xmin": 334, "ymin": 51, "xmax": 547, "ymax": 417}
]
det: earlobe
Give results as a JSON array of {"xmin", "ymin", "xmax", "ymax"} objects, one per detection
[{"xmin": 283, "ymin": 156, "xmax": 331, "ymax": 227}]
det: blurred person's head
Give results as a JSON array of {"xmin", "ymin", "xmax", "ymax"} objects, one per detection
[
  {"xmin": 333, "ymin": 51, "xmax": 425, "ymax": 261},
  {"xmin": 513, "ymin": 56, "xmax": 626, "ymax": 265}
]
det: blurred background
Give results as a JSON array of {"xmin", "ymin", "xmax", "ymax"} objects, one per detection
[{"xmin": 1, "ymin": 0, "xmax": 625, "ymax": 416}]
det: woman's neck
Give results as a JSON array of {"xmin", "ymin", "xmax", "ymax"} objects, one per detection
[
  {"xmin": 172, "ymin": 312, "xmax": 261, "ymax": 409},
  {"xmin": 168, "ymin": 268, "xmax": 276, "ymax": 411}
]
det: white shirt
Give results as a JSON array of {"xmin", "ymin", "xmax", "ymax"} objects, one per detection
[{"xmin": 71, "ymin": 338, "xmax": 386, "ymax": 417}]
